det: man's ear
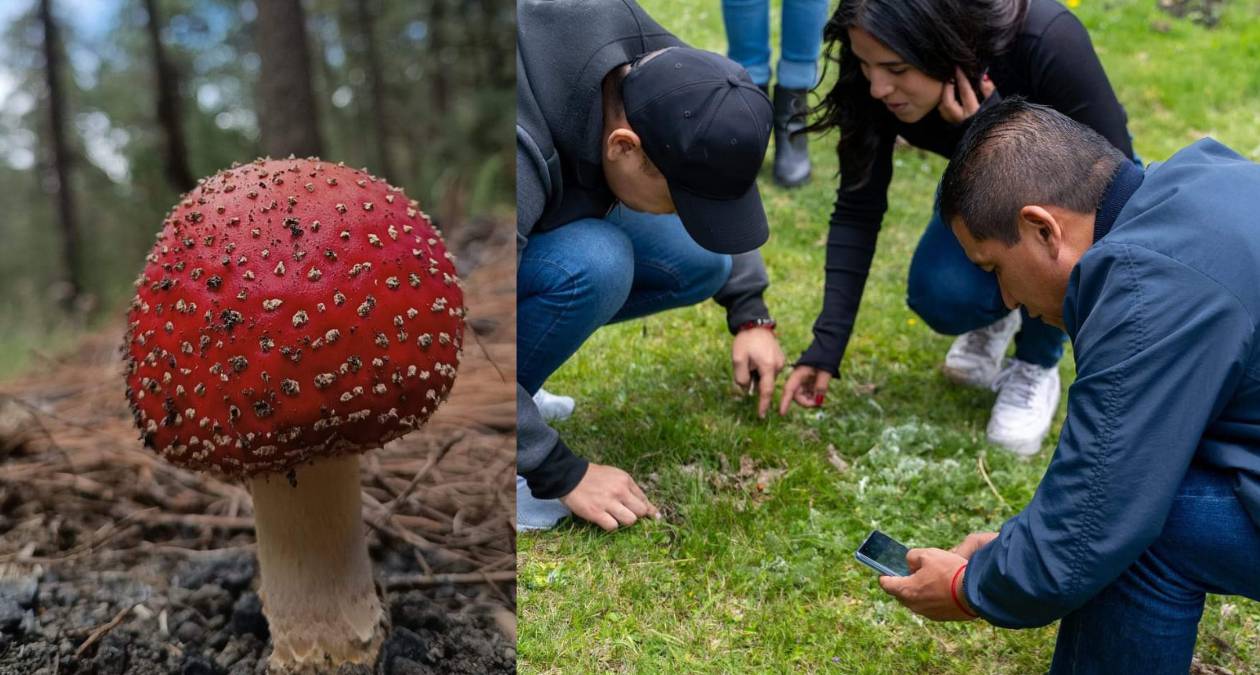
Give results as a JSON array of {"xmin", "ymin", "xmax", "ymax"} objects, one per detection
[
  {"xmin": 604, "ymin": 128, "xmax": 641, "ymax": 163},
  {"xmin": 1017, "ymin": 205, "xmax": 1064, "ymax": 259}
]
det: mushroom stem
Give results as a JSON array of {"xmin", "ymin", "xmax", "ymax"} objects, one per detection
[{"xmin": 249, "ymin": 453, "xmax": 387, "ymax": 673}]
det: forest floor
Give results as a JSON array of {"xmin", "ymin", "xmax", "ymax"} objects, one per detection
[{"xmin": 0, "ymin": 221, "xmax": 516, "ymax": 674}]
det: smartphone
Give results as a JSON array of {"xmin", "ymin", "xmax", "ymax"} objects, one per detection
[{"xmin": 854, "ymin": 530, "xmax": 911, "ymax": 577}]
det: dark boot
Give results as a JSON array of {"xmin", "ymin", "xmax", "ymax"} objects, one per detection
[{"xmin": 772, "ymin": 84, "xmax": 811, "ymax": 188}]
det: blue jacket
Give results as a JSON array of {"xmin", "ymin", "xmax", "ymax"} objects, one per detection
[{"xmin": 964, "ymin": 139, "xmax": 1260, "ymax": 628}]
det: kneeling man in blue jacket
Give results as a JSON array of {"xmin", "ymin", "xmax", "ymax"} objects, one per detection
[{"xmin": 880, "ymin": 97, "xmax": 1260, "ymax": 674}]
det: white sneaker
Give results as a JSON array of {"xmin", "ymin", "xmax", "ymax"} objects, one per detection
[
  {"xmin": 943, "ymin": 311, "xmax": 1022, "ymax": 388},
  {"xmin": 532, "ymin": 387, "xmax": 575, "ymax": 423},
  {"xmin": 986, "ymin": 359, "xmax": 1061, "ymax": 457}
]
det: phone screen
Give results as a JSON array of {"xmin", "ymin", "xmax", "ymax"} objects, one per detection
[{"xmin": 855, "ymin": 530, "xmax": 911, "ymax": 577}]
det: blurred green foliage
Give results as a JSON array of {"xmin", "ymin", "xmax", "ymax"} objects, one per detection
[{"xmin": 0, "ymin": 0, "xmax": 513, "ymax": 376}]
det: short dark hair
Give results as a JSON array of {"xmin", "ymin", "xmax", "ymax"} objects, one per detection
[
  {"xmin": 940, "ymin": 97, "xmax": 1126, "ymax": 246},
  {"xmin": 600, "ymin": 57, "xmax": 664, "ymax": 177},
  {"xmin": 602, "ymin": 48, "xmax": 671, "ymax": 126},
  {"xmin": 602, "ymin": 62, "xmax": 633, "ymax": 124}
]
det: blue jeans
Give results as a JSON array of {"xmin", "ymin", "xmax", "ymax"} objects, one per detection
[
  {"xmin": 517, "ymin": 206, "xmax": 733, "ymax": 394},
  {"xmin": 721, "ymin": 0, "xmax": 829, "ymax": 89},
  {"xmin": 906, "ymin": 204, "xmax": 1066, "ymax": 368},
  {"xmin": 1051, "ymin": 465, "xmax": 1260, "ymax": 673}
]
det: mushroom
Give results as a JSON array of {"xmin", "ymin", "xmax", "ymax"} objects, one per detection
[{"xmin": 122, "ymin": 158, "xmax": 465, "ymax": 672}]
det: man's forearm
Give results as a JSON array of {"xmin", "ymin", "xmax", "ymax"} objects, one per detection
[
  {"xmin": 713, "ymin": 250, "xmax": 771, "ymax": 333},
  {"xmin": 517, "ymin": 384, "xmax": 589, "ymax": 499},
  {"xmin": 521, "ymin": 436, "xmax": 589, "ymax": 499}
]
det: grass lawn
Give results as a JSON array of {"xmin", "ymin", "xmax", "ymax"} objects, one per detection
[{"xmin": 518, "ymin": 1, "xmax": 1260, "ymax": 672}]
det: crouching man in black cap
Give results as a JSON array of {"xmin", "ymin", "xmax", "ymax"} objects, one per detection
[{"xmin": 516, "ymin": 0, "xmax": 785, "ymax": 531}]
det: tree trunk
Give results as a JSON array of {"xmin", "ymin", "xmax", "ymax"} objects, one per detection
[
  {"xmin": 254, "ymin": 0, "xmax": 323, "ymax": 158},
  {"xmin": 305, "ymin": 14, "xmax": 344, "ymax": 164},
  {"xmin": 353, "ymin": 0, "xmax": 394, "ymax": 182},
  {"xmin": 428, "ymin": 0, "xmax": 450, "ymax": 119},
  {"xmin": 142, "ymin": 0, "xmax": 195, "ymax": 194},
  {"xmin": 38, "ymin": 0, "xmax": 83, "ymax": 309}
]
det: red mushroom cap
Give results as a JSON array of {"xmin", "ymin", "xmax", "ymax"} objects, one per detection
[{"xmin": 123, "ymin": 158, "xmax": 465, "ymax": 478}]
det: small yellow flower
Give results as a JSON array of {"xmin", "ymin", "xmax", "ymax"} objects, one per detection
[
  {"xmin": 907, "ymin": 318, "xmax": 918, "ymax": 326},
  {"xmin": 1067, "ymin": 0, "xmax": 1080, "ymax": 7}
]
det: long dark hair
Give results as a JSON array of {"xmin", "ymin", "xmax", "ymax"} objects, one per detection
[{"xmin": 806, "ymin": 0, "xmax": 1028, "ymax": 189}]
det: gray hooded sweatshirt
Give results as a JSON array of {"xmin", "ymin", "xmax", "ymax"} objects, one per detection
[{"xmin": 516, "ymin": 0, "xmax": 772, "ymax": 498}]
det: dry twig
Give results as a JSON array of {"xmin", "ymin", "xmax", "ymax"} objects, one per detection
[
  {"xmin": 977, "ymin": 452, "xmax": 1012, "ymax": 513},
  {"xmin": 75, "ymin": 602, "xmax": 139, "ymax": 658}
]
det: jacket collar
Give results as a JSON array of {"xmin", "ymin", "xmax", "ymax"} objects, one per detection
[{"xmin": 1094, "ymin": 160, "xmax": 1144, "ymax": 243}]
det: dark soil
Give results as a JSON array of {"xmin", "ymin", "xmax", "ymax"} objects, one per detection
[
  {"xmin": 0, "ymin": 546, "xmax": 514, "ymax": 674},
  {"xmin": 0, "ymin": 229, "xmax": 517, "ymax": 674}
]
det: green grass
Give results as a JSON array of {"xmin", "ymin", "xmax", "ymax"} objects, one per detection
[
  {"xmin": 0, "ymin": 291, "xmax": 97, "ymax": 380},
  {"xmin": 519, "ymin": 1, "xmax": 1260, "ymax": 672}
]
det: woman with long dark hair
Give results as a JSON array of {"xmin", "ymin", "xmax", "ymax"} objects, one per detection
[{"xmin": 778, "ymin": 0, "xmax": 1136, "ymax": 455}]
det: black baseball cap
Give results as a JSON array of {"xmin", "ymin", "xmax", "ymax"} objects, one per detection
[{"xmin": 622, "ymin": 47, "xmax": 773, "ymax": 255}]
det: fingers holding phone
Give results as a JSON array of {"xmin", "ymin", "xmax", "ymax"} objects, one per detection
[
  {"xmin": 878, "ymin": 547, "xmax": 976, "ymax": 621},
  {"xmin": 857, "ymin": 531, "xmax": 980, "ymax": 622},
  {"xmin": 950, "ymin": 531, "xmax": 999, "ymax": 559}
]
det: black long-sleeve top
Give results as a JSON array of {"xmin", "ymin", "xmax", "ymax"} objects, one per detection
[{"xmin": 798, "ymin": 0, "xmax": 1135, "ymax": 374}]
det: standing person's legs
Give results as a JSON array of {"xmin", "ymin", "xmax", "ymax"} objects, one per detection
[
  {"xmin": 1050, "ymin": 465, "xmax": 1260, "ymax": 674},
  {"xmin": 721, "ymin": 0, "xmax": 772, "ymax": 87},
  {"xmin": 517, "ymin": 219, "xmax": 635, "ymax": 395},
  {"xmin": 605, "ymin": 204, "xmax": 732, "ymax": 324},
  {"xmin": 776, "ymin": 0, "xmax": 828, "ymax": 90},
  {"xmin": 770, "ymin": 0, "xmax": 827, "ymax": 187},
  {"xmin": 907, "ymin": 204, "xmax": 1066, "ymax": 455}
]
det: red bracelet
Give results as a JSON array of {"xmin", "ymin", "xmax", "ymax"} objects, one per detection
[{"xmin": 951, "ymin": 563, "xmax": 978, "ymax": 618}]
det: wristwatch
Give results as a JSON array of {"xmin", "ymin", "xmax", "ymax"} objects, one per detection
[{"xmin": 737, "ymin": 318, "xmax": 777, "ymax": 333}]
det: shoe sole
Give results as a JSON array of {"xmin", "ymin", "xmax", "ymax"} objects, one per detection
[
  {"xmin": 538, "ymin": 410, "xmax": 574, "ymax": 423},
  {"xmin": 773, "ymin": 171, "xmax": 811, "ymax": 188},
  {"xmin": 941, "ymin": 364, "xmax": 996, "ymax": 389},
  {"xmin": 987, "ymin": 435, "xmax": 1043, "ymax": 457},
  {"xmin": 516, "ymin": 520, "xmax": 568, "ymax": 532}
]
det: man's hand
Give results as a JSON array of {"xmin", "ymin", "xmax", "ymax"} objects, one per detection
[
  {"xmin": 879, "ymin": 548, "xmax": 978, "ymax": 622},
  {"xmin": 778, "ymin": 365, "xmax": 832, "ymax": 415},
  {"xmin": 732, "ymin": 327, "xmax": 786, "ymax": 418},
  {"xmin": 950, "ymin": 531, "xmax": 999, "ymax": 560},
  {"xmin": 937, "ymin": 66, "xmax": 996, "ymax": 124},
  {"xmin": 559, "ymin": 463, "xmax": 659, "ymax": 532}
]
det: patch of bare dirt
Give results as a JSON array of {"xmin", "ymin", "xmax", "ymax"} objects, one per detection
[{"xmin": 1157, "ymin": 0, "xmax": 1227, "ymax": 27}]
